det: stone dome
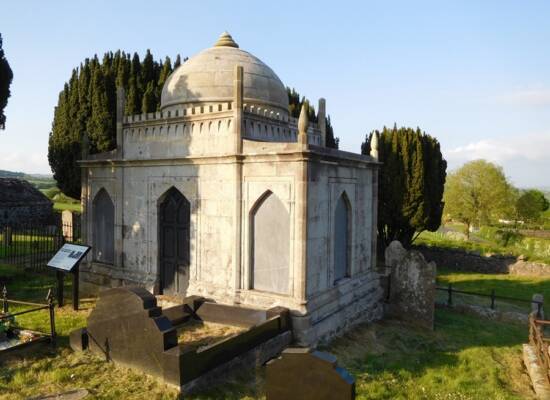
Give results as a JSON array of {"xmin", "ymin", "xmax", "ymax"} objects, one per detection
[{"xmin": 161, "ymin": 32, "xmax": 289, "ymax": 114}]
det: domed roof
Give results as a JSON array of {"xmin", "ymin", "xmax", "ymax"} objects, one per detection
[{"xmin": 161, "ymin": 32, "xmax": 289, "ymax": 113}]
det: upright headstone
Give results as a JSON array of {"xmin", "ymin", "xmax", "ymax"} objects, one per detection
[
  {"xmin": 385, "ymin": 240, "xmax": 436, "ymax": 330},
  {"xmin": 266, "ymin": 348, "xmax": 355, "ymax": 400},
  {"xmin": 61, "ymin": 210, "xmax": 74, "ymax": 242},
  {"xmin": 85, "ymin": 287, "xmax": 177, "ymax": 379}
]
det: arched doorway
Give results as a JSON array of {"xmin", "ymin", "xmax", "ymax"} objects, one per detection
[
  {"xmin": 158, "ymin": 187, "xmax": 190, "ymax": 295},
  {"xmin": 334, "ymin": 192, "xmax": 351, "ymax": 283},
  {"xmin": 92, "ymin": 189, "xmax": 114, "ymax": 264},
  {"xmin": 251, "ymin": 191, "xmax": 290, "ymax": 294}
]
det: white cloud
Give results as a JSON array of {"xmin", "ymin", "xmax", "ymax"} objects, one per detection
[
  {"xmin": 445, "ymin": 133, "xmax": 550, "ymax": 164},
  {"xmin": 0, "ymin": 150, "xmax": 52, "ymax": 175},
  {"xmin": 494, "ymin": 87, "xmax": 550, "ymax": 107},
  {"xmin": 444, "ymin": 132, "xmax": 550, "ymax": 187}
]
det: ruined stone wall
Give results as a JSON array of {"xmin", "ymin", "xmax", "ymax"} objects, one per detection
[
  {"xmin": 417, "ymin": 245, "xmax": 550, "ymax": 277},
  {"xmin": 416, "ymin": 245, "xmax": 514, "ymax": 274}
]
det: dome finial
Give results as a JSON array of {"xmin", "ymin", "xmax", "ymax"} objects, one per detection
[{"xmin": 214, "ymin": 31, "xmax": 239, "ymax": 48}]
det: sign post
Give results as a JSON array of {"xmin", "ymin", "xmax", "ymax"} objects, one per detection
[{"xmin": 47, "ymin": 244, "xmax": 91, "ymax": 311}]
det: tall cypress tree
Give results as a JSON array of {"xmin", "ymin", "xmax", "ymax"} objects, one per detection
[
  {"xmin": 125, "ymin": 75, "xmax": 140, "ymax": 115},
  {"xmin": 173, "ymin": 54, "xmax": 182, "ymax": 69},
  {"xmin": 362, "ymin": 125, "xmax": 446, "ymax": 248},
  {"xmin": 142, "ymin": 81, "xmax": 157, "ymax": 113},
  {"xmin": 0, "ymin": 33, "xmax": 13, "ymax": 130},
  {"xmin": 157, "ymin": 56, "xmax": 172, "ymax": 110},
  {"xmin": 141, "ymin": 49, "xmax": 155, "ymax": 86},
  {"xmin": 48, "ymin": 84, "xmax": 73, "ymax": 195},
  {"xmin": 325, "ymin": 116, "xmax": 339, "ymax": 149},
  {"xmin": 115, "ymin": 52, "xmax": 130, "ymax": 90},
  {"xmin": 87, "ymin": 66, "xmax": 113, "ymax": 152}
]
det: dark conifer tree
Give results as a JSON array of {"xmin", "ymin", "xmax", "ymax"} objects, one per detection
[
  {"xmin": 142, "ymin": 81, "xmax": 157, "ymax": 113},
  {"xmin": 325, "ymin": 116, "xmax": 339, "ymax": 149},
  {"xmin": 173, "ymin": 54, "xmax": 182, "ymax": 69},
  {"xmin": 48, "ymin": 84, "xmax": 73, "ymax": 195},
  {"xmin": 157, "ymin": 56, "xmax": 172, "ymax": 110},
  {"xmin": 0, "ymin": 33, "xmax": 13, "ymax": 129},
  {"xmin": 286, "ymin": 87, "xmax": 338, "ymax": 148},
  {"xmin": 87, "ymin": 67, "xmax": 113, "ymax": 152},
  {"xmin": 125, "ymin": 75, "xmax": 140, "ymax": 115},
  {"xmin": 141, "ymin": 49, "xmax": 155, "ymax": 86},
  {"xmin": 361, "ymin": 125, "xmax": 446, "ymax": 248},
  {"xmin": 115, "ymin": 52, "xmax": 130, "ymax": 90}
]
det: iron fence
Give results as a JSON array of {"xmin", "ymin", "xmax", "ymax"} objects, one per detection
[
  {"xmin": 0, "ymin": 218, "xmax": 81, "ymax": 270},
  {"xmin": 529, "ymin": 315, "xmax": 550, "ymax": 384},
  {"xmin": 1, "ymin": 286, "xmax": 56, "ymax": 348},
  {"xmin": 437, "ymin": 284, "xmax": 543, "ymax": 315}
]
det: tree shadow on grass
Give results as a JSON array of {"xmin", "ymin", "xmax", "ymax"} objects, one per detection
[{"xmin": 325, "ymin": 308, "xmax": 527, "ymax": 383}]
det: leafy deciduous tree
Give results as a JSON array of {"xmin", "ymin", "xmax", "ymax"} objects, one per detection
[
  {"xmin": 516, "ymin": 189, "xmax": 549, "ymax": 223},
  {"xmin": 444, "ymin": 159, "xmax": 516, "ymax": 237}
]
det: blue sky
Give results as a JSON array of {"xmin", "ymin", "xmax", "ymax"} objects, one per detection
[{"xmin": 1, "ymin": 0, "xmax": 549, "ymax": 187}]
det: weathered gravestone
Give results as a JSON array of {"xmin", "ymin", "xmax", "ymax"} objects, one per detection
[
  {"xmin": 74, "ymin": 286, "xmax": 292, "ymax": 392},
  {"xmin": 266, "ymin": 347, "xmax": 355, "ymax": 400},
  {"xmin": 385, "ymin": 240, "xmax": 436, "ymax": 330},
  {"xmin": 84, "ymin": 287, "xmax": 178, "ymax": 380},
  {"xmin": 61, "ymin": 210, "xmax": 75, "ymax": 242}
]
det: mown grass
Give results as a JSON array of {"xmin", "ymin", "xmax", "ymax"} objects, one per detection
[
  {"xmin": 437, "ymin": 268, "xmax": 550, "ymax": 301},
  {"xmin": 39, "ymin": 185, "xmax": 82, "ymax": 212},
  {"xmin": 53, "ymin": 201, "xmax": 82, "ymax": 212},
  {"xmin": 0, "ymin": 264, "xmax": 536, "ymax": 399},
  {"xmin": 329, "ymin": 310, "xmax": 533, "ymax": 400},
  {"xmin": 436, "ymin": 268, "xmax": 550, "ymax": 313},
  {"xmin": 0, "ymin": 234, "xmax": 55, "ymax": 258}
]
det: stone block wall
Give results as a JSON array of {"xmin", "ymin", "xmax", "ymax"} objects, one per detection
[
  {"xmin": 415, "ymin": 245, "xmax": 514, "ymax": 274},
  {"xmin": 417, "ymin": 245, "xmax": 550, "ymax": 277},
  {"xmin": 0, "ymin": 204, "xmax": 54, "ymax": 226}
]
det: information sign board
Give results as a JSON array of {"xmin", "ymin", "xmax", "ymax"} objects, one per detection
[{"xmin": 47, "ymin": 244, "xmax": 90, "ymax": 272}]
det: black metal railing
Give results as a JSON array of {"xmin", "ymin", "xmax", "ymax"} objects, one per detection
[
  {"xmin": 1, "ymin": 286, "xmax": 56, "ymax": 346},
  {"xmin": 437, "ymin": 284, "xmax": 543, "ymax": 315},
  {"xmin": 0, "ymin": 219, "xmax": 81, "ymax": 270}
]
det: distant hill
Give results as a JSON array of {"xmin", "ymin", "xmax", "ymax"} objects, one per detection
[
  {"xmin": 0, "ymin": 169, "xmax": 25, "ymax": 178},
  {"xmin": 0, "ymin": 169, "xmax": 56, "ymax": 190}
]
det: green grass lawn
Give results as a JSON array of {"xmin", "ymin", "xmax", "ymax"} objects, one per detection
[
  {"xmin": 437, "ymin": 268, "xmax": 550, "ymax": 301},
  {"xmin": 0, "ymin": 233, "xmax": 55, "ymax": 259},
  {"xmin": 53, "ymin": 201, "xmax": 82, "ymax": 212},
  {"xmin": 0, "ymin": 264, "xmax": 536, "ymax": 399},
  {"xmin": 40, "ymin": 185, "xmax": 82, "ymax": 212},
  {"xmin": 436, "ymin": 268, "xmax": 550, "ymax": 314}
]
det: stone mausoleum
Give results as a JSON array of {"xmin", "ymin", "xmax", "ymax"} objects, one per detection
[{"xmin": 79, "ymin": 33, "xmax": 383, "ymax": 344}]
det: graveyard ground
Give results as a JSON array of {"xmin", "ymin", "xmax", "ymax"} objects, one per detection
[{"xmin": 0, "ymin": 263, "xmax": 537, "ymax": 399}]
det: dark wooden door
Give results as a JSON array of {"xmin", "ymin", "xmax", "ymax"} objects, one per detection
[{"xmin": 159, "ymin": 188, "xmax": 190, "ymax": 295}]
